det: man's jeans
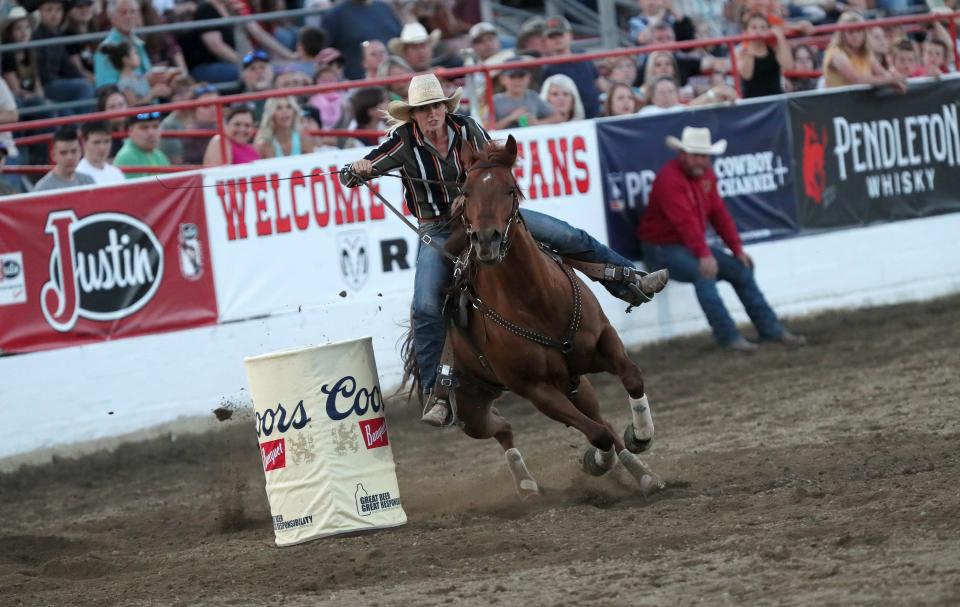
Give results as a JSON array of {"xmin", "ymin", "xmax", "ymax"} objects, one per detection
[
  {"xmin": 643, "ymin": 243, "xmax": 785, "ymax": 346},
  {"xmin": 413, "ymin": 208, "xmax": 637, "ymax": 392},
  {"xmin": 44, "ymin": 79, "xmax": 95, "ymax": 116}
]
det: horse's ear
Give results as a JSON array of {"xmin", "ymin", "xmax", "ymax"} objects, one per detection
[
  {"xmin": 461, "ymin": 139, "xmax": 478, "ymax": 169},
  {"xmin": 505, "ymin": 135, "xmax": 518, "ymax": 164}
]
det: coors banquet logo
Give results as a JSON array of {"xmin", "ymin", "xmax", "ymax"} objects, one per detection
[{"xmin": 41, "ymin": 210, "xmax": 164, "ymax": 332}]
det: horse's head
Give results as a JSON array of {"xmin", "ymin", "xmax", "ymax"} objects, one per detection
[{"xmin": 458, "ymin": 135, "xmax": 523, "ymax": 264}]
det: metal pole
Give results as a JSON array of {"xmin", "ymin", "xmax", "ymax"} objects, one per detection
[
  {"xmin": 597, "ymin": 0, "xmax": 619, "ymax": 50},
  {"xmin": 215, "ymin": 103, "xmax": 228, "ymax": 165},
  {"xmin": 727, "ymin": 42, "xmax": 742, "ymax": 99},
  {"xmin": 480, "ymin": 0, "xmax": 493, "ymax": 25},
  {"xmin": 485, "ymin": 69, "xmax": 496, "ymax": 129},
  {"xmin": 949, "ymin": 18, "xmax": 960, "ymax": 71}
]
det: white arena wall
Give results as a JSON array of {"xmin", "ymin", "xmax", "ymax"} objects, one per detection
[{"xmin": 2, "ymin": 212, "xmax": 958, "ymax": 460}]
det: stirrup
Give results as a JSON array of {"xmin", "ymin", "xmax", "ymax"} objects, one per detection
[
  {"xmin": 421, "ymin": 364, "xmax": 458, "ymax": 427},
  {"xmin": 421, "ymin": 397, "xmax": 453, "ymax": 427}
]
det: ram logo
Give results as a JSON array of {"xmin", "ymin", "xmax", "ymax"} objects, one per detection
[{"xmin": 337, "ymin": 230, "xmax": 369, "ymax": 291}]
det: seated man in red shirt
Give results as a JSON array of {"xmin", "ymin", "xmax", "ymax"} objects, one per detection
[{"xmin": 637, "ymin": 127, "xmax": 805, "ymax": 352}]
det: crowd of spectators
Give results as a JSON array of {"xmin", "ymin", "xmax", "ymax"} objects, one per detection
[{"xmin": 0, "ymin": 0, "xmax": 956, "ymax": 192}]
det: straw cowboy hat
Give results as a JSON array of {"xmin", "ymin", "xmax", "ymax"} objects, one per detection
[
  {"xmin": 388, "ymin": 22, "xmax": 441, "ymax": 55},
  {"xmin": 666, "ymin": 127, "xmax": 727, "ymax": 155},
  {"xmin": 386, "ymin": 73, "xmax": 462, "ymax": 122},
  {"xmin": 1, "ymin": 6, "xmax": 36, "ymax": 34}
]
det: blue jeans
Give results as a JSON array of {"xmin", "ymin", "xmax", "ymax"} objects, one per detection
[
  {"xmin": 191, "ymin": 62, "xmax": 240, "ymax": 85},
  {"xmin": 44, "ymin": 78, "xmax": 95, "ymax": 115},
  {"xmin": 413, "ymin": 208, "xmax": 638, "ymax": 391},
  {"xmin": 643, "ymin": 243, "xmax": 784, "ymax": 346}
]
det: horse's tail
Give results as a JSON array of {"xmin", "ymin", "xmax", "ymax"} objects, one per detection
[{"xmin": 396, "ymin": 312, "xmax": 422, "ymax": 403}]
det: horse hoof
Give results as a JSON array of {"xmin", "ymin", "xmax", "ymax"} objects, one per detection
[
  {"xmin": 639, "ymin": 474, "xmax": 665, "ymax": 497},
  {"xmin": 624, "ymin": 424, "xmax": 653, "ymax": 454},
  {"xmin": 581, "ymin": 447, "xmax": 613, "ymax": 477},
  {"xmin": 517, "ymin": 478, "xmax": 541, "ymax": 500}
]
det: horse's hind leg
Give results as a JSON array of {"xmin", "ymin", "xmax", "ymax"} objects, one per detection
[
  {"xmin": 457, "ymin": 387, "xmax": 540, "ymax": 500},
  {"xmin": 596, "ymin": 325, "xmax": 656, "ymax": 454}
]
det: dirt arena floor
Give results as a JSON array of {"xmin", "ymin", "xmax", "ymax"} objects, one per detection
[{"xmin": 2, "ymin": 295, "xmax": 959, "ymax": 606}]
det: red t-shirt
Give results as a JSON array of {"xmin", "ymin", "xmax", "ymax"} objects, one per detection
[{"xmin": 637, "ymin": 158, "xmax": 744, "ymax": 259}]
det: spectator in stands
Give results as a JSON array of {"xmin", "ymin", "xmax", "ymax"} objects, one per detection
[
  {"xmin": 389, "ymin": 22, "xmax": 441, "ymax": 73},
  {"xmin": 541, "ymin": 17, "xmax": 601, "ymax": 119},
  {"xmin": 255, "ymin": 96, "xmax": 315, "ymax": 158},
  {"xmin": 361, "ymin": 40, "xmax": 388, "ymax": 81},
  {"xmin": 177, "ymin": 0, "xmax": 294, "ymax": 85},
  {"xmin": 310, "ymin": 62, "xmax": 352, "ymax": 131},
  {"xmin": 32, "ymin": 0, "xmax": 96, "ymax": 113},
  {"xmin": 867, "ymin": 26, "xmax": 891, "ymax": 69},
  {"xmin": 638, "ymin": 77, "xmax": 683, "ymax": 115},
  {"xmin": 77, "ymin": 121, "xmax": 126, "ymax": 184},
  {"xmin": 736, "ymin": 13, "xmax": 794, "ymax": 98},
  {"xmin": 0, "ymin": 142, "xmax": 17, "ymax": 196},
  {"xmin": 274, "ymin": 66, "xmax": 313, "ymax": 91},
  {"xmin": 348, "ymin": 87, "xmax": 389, "ymax": 146},
  {"xmin": 630, "ymin": 0, "xmax": 695, "ymax": 45},
  {"xmin": 63, "ymin": 0, "xmax": 97, "ymax": 82},
  {"xmin": 96, "ymin": 84, "xmax": 129, "ymax": 158},
  {"xmin": 639, "ymin": 126, "xmax": 805, "ymax": 352},
  {"xmin": 377, "ymin": 56, "xmax": 413, "ymax": 101},
  {"xmin": 539, "ymin": 74, "xmax": 584, "ymax": 122},
  {"xmin": 95, "ymin": 0, "xmax": 152, "ymax": 88},
  {"xmin": 114, "ymin": 110, "xmax": 172, "ymax": 178},
  {"xmin": 203, "ymin": 105, "xmax": 260, "ymax": 165},
  {"xmin": 492, "ymin": 58, "xmax": 559, "ymax": 129},
  {"xmin": 637, "ymin": 21, "xmax": 729, "ymax": 87},
  {"xmin": 469, "ymin": 22, "xmax": 501, "ymax": 62},
  {"xmin": 101, "ymin": 41, "xmax": 174, "ymax": 105},
  {"xmin": 160, "ymin": 80, "xmax": 219, "ymax": 165},
  {"xmin": 516, "ymin": 16, "xmax": 546, "ymax": 57},
  {"xmin": 785, "ymin": 44, "xmax": 819, "ymax": 91},
  {"xmin": 603, "ymin": 82, "xmax": 640, "ymax": 117},
  {"xmin": 35, "ymin": 127, "xmax": 95, "ymax": 191},
  {"xmin": 915, "ymin": 38, "xmax": 950, "ymax": 76},
  {"xmin": 2, "ymin": 7, "xmax": 45, "ymax": 108},
  {"xmin": 599, "ymin": 56, "xmax": 641, "ymax": 96},
  {"xmin": 891, "ymin": 38, "xmax": 920, "ymax": 76},
  {"xmin": 823, "ymin": 11, "xmax": 906, "ymax": 90},
  {"xmin": 290, "ymin": 26, "xmax": 326, "ymax": 77},
  {"xmin": 137, "ymin": 0, "xmax": 189, "ymax": 75},
  {"xmin": 238, "ymin": 50, "xmax": 273, "ymax": 120},
  {"xmin": 0, "ymin": 78, "xmax": 19, "ymax": 164},
  {"xmin": 322, "ymin": 0, "xmax": 403, "ymax": 80}
]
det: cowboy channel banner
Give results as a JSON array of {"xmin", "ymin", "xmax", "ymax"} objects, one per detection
[
  {"xmin": 788, "ymin": 76, "xmax": 960, "ymax": 230},
  {"xmin": 0, "ymin": 174, "xmax": 219, "ymax": 353},
  {"xmin": 201, "ymin": 121, "xmax": 608, "ymax": 323},
  {"xmin": 596, "ymin": 99, "xmax": 799, "ymax": 261}
]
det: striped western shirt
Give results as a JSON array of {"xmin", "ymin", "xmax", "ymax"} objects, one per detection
[{"xmin": 344, "ymin": 113, "xmax": 491, "ymax": 220}]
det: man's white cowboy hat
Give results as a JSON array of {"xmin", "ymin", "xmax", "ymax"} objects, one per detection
[
  {"xmin": 388, "ymin": 22, "xmax": 442, "ymax": 55},
  {"xmin": 387, "ymin": 73, "xmax": 462, "ymax": 122},
  {"xmin": 665, "ymin": 127, "xmax": 727, "ymax": 155}
]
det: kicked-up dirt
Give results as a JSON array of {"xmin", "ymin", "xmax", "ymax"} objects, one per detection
[{"xmin": 1, "ymin": 295, "xmax": 959, "ymax": 606}]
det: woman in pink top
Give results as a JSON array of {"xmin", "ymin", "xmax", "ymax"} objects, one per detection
[{"xmin": 203, "ymin": 105, "xmax": 260, "ymax": 166}]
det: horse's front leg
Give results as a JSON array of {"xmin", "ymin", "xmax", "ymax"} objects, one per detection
[
  {"xmin": 594, "ymin": 324, "xmax": 656, "ymax": 454},
  {"xmin": 457, "ymin": 387, "xmax": 540, "ymax": 500}
]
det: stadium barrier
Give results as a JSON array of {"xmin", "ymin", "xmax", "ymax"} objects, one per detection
[{"xmin": 2, "ymin": 78, "xmax": 960, "ymax": 458}]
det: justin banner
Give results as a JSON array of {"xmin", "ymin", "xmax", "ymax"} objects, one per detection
[
  {"xmin": 596, "ymin": 100, "xmax": 799, "ymax": 260},
  {"xmin": 789, "ymin": 77, "xmax": 960, "ymax": 229},
  {"xmin": 0, "ymin": 174, "xmax": 218, "ymax": 353}
]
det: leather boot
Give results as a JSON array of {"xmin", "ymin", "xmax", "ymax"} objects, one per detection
[{"xmin": 421, "ymin": 395, "xmax": 451, "ymax": 427}]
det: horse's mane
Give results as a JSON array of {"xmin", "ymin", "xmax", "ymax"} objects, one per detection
[{"xmin": 479, "ymin": 141, "xmax": 518, "ymax": 169}]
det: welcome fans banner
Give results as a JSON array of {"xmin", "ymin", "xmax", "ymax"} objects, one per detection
[
  {"xmin": 0, "ymin": 175, "xmax": 218, "ymax": 353},
  {"xmin": 596, "ymin": 100, "xmax": 799, "ymax": 261},
  {"xmin": 201, "ymin": 121, "xmax": 608, "ymax": 323},
  {"xmin": 789, "ymin": 77, "xmax": 960, "ymax": 229}
]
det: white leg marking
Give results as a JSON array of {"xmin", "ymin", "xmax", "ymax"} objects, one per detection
[
  {"xmin": 629, "ymin": 394, "xmax": 655, "ymax": 441},
  {"xmin": 505, "ymin": 448, "xmax": 540, "ymax": 497},
  {"xmin": 594, "ymin": 445, "xmax": 617, "ymax": 470}
]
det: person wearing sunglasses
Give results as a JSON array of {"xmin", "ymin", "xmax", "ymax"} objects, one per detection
[{"xmin": 113, "ymin": 110, "xmax": 172, "ymax": 179}]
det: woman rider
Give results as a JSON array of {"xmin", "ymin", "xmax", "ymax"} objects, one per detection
[{"xmin": 341, "ymin": 74, "xmax": 666, "ymax": 426}]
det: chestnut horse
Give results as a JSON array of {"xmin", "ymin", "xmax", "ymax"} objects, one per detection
[{"xmin": 405, "ymin": 136, "xmax": 662, "ymax": 500}]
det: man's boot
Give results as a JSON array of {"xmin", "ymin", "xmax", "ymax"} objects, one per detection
[
  {"xmin": 619, "ymin": 268, "xmax": 670, "ymax": 307},
  {"xmin": 420, "ymin": 362, "xmax": 455, "ymax": 427}
]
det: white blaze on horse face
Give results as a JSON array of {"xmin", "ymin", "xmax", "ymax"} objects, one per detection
[{"xmin": 482, "ymin": 173, "xmax": 492, "ymax": 184}]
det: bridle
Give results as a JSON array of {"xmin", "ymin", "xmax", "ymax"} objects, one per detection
[{"xmin": 461, "ymin": 162, "xmax": 522, "ymax": 264}]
